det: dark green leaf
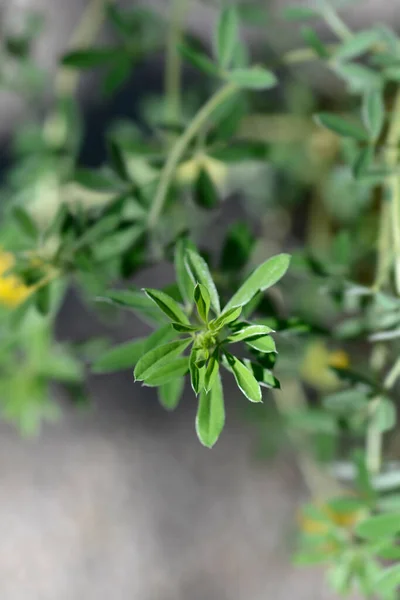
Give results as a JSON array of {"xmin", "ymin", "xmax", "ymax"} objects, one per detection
[
  {"xmin": 12, "ymin": 206, "xmax": 38, "ymax": 240},
  {"xmin": 35, "ymin": 285, "xmax": 51, "ymax": 316},
  {"xmin": 142, "ymin": 357, "xmax": 189, "ymax": 386},
  {"xmin": 94, "ymin": 226, "xmax": 144, "ymax": 262},
  {"xmin": 196, "ymin": 373, "xmax": 225, "ymax": 448},
  {"xmin": 178, "ymin": 43, "xmax": 219, "ymax": 77},
  {"xmin": 143, "ymin": 288, "xmax": 190, "ymax": 325},
  {"xmin": 74, "ymin": 167, "xmax": 121, "ymax": 191},
  {"xmin": 62, "ymin": 47, "xmax": 118, "ymax": 68},
  {"xmin": 194, "ymin": 283, "xmax": 211, "ymax": 322},
  {"xmin": 315, "ymin": 113, "xmax": 368, "ymax": 141},
  {"xmin": 103, "ymin": 55, "xmax": 131, "ymax": 96},
  {"xmin": 97, "ymin": 288, "xmax": 168, "ymax": 325},
  {"xmin": 356, "ymin": 512, "xmax": 400, "ymax": 540},
  {"xmin": 301, "ymin": 26, "xmax": 329, "ymax": 58},
  {"xmin": 194, "ymin": 167, "xmax": 219, "ymax": 209},
  {"xmin": 92, "ymin": 337, "xmax": 145, "ymax": 373},
  {"xmin": 362, "ymin": 89, "xmax": 385, "ymax": 140},
  {"xmin": 185, "ymin": 249, "xmax": 221, "ymax": 314},
  {"xmin": 224, "ymin": 253, "xmax": 290, "ymax": 310},
  {"xmin": 220, "ymin": 222, "xmax": 255, "ymax": 271},
  {"xmin": 134, "ymin": 338, "xmax": 191, "ymax": 381},
  {"xmin": 226, "ymin": 67, "xmax": 277, "ymax": 90},
  {"xmin": 214, "ymin": 6, "xmax": 239, "ymax": 69},
  {"xmin": 353, "ymin": 146, "xmax": 374, "ymax": 178},
  {"xmin": 224, "ymin": 352, "xmax": 262, "ymax": 402},
  {"xmin": 74, "ymin": 215, "xmax": 120, "ymax": 250},
  {"xmin": 172, "ymin": 322, "xmax": 199, "ymax": 332},
  {"xmin": 158, "ymin": 377, "xmax": 185, "ymax": 411}
]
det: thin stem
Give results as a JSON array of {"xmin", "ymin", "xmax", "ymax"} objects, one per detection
[
  {"xmin": 164, "ymin": 0, "xmax": 187, "ymax": 125},
  {"xmin": 366, "ymin": 398, "xmax": 382, "ymax": 475},
  {"xmin": 320, "ymin": 1, "xmax": 352, "ymax": 40},
  {"xmin": 148, "ymin": 82, "xmax": 238, "ymax": 229},
  {"xmin": 385, "ymin": 89, "xmax": 400, "ymax": 295},
  {"xmin": 373, "ymin": 200, "xmax": 391, "ymax": 291}
]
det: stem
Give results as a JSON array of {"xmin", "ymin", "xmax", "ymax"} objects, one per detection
[
  {"xmin": 148, "ymin": 82, "xmax": 237, "ymax": 229},
  {"xmin": 164, "ymin": 0, "xmax": 187, "ymax": 125},
  {"xmin": 385, "ymin": 89, "xmax": 400, "ymax": 295},
  {"xmin": 366, "ymin": 399, "xmax": 382, "ymax": 475},
  {"xmin": 373, "ymin": 200, "xmax": 391, "ymax": 291},
  {"xmin": 320, "ymin": 1, "xmax": 352, "ymax": 40}
]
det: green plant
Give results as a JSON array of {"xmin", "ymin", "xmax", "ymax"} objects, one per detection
[{"xmin": 3, "ymin": 0, "xmax": 400, "ymax": 596}]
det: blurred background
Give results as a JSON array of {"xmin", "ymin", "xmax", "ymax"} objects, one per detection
[{"xmin": 0, "ymin": 0, "xmax": 390, "ymax": 597}]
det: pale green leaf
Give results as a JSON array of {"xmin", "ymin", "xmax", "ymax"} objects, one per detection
[
  {"xmin": 210, "ymin": 306, "xmax": 242, "ymax": 330},
  {"xmin": 335, "ymin": 29, "xmax": 381, "ymax": 60},
  {"xmin": 174, "ymin": 237, "xmax": 195, "ymax": 307},
  {"xmin": 224, "ymin": 352, "xmax": 262, "ymax": 402},
  {"xmin": 185, "ymin": 249, "xmax": 221, "ymax": 314},
  {"xmin": 227, "ymin": 323, "xmax": 274, "ymax": 342},
  {"xmin": 158, "ymin": 377, "xmax": 185, "ymax": 411},
  {"xmin": 356, "ymin": 512, "xmax": 400, "ymax": 540},
  {"xmin": 224, "ymin": 253, "xmax": 290, "ymax": 310},
  {"xmin": 245, "ymin": 334, "xmax": 277, "ymax": 353},
  {"xmin": 362, "ymin": 89, "xmax": 385, "ymax": 140},
  {"xmin": 196, "ymin": 374, "xmax": 225, "ymax": 448},
  {"xmin": 144, "ymin": 288, "xmax": 190, "ymax": 325},
  {"xmin": 227, "ymin": 67, "xmax": 277, "ymax": 90},
  {"xmin": 142, "ymin": 357, "xmax": 189, "ymax": 386},
  {"xmin": 92, "ymin": 337, "xmax": 145, "ymax": 373},
  {"xmin": 134, "ymin": 338, "xmax": 191, "ymax": 381},
  {"xmin": 204, "ymin": 354, "xmax": 219, "ymax": 392},
  {"xmin": 214, "ymin": 6, "xmax": 239, "ymax": 69}
]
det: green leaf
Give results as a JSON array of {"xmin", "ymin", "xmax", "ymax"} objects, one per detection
[
  {"xmin": 196, "ymin": 373, "xmax": 225, "ymax": 448},
  {"xmin": 246, "ymin": 334, "xmax": 276, "ymax": 353},
  {"xmin": 74, "ymin": 215, "xmax": 121, "ymax": 250},
  {"xmin": 376, "ymin": 564, "xmax": 400, "ymax": 595},
  {"xmin": 356, "ymin": 512, "xmax": 400, "ymax": 540},
  {"xmin": 220, "ymin": 222, "xmax": 255, "ymax": 271},
  {"xmin": 334, "ymin": 63, "xmax": 382, "ymax": 91},
  {"xmin": 372, "ymin": 397, "xmax": 396, "ymax": 433},
  {"xmin": 171, "ymin": 322, "xmax": 199, "ymax": 333},
  {"xmin": 384, "ymin": 66, "xmax": 400, "ymax": 82},
  {"xmin": 194, "ymin": 167, "xmax": 219, "ymax": 209},
  {"xmin": 143, "ymin": 325, "xmax": 176, "ymax": 353},
  {"xmin": 174, "ymin": 237, "xmax": 195, "ymax": 308},
  {"xmin": 214, "ymin": 6, "xmax": 239, "ymax": 69},
  {"xmin": 178, "ymin": 43, "xmax": 220, "ymax": 77},
  {"xmin": 210, "ymin": 306, "xmax": 242, "ymax": 330},
  {"xmin": 353, "ymin": 145, "xmax": 374, "ymax": 178},
  {"xmin": 97, "ymin": 288, "xmax": 168, "ymax": 325},
  {"xmin": 335, "ymin": 29, "xmax": 381, "ymax": 60},
  {"xmin": 35, "ymin": 285, "xmax": 51, "ymax": 316},
  {"xmin": 189, "ymin": 346, "xmax": 204, "ymax": 395},
  {"xmin": 134, "ymin": 338, "xmax": 191, "ymax": 381},
  {"xmin": 158, "ymin": 377, "xmax": 185, "ymax": 411},
  {"xmin": 224, "ymin": 352, "xmax": 262, "ymax": 402},
  {"xmin": 224, "ymin": 253, "xmax": 290, "ymax": 310},
  {"xmin": 143, "ymin": 288, "xmax": 190, "ymax": 325},
  {"xmin": 194, "ymin": 283, "xmax": 211, "ymax": 323},
  {"xmin": 142, "ymin": 357, "xmax": 189, "ymax": 386},
  {"xmin": 204, "ymin": 354, "xmax": 219, "ymax": 392},
  {"xmin": 315, "ymin": 113, "xmax": 368, "ymax": 141},
  {"xmin": 12, "ymin": 206, "xmax": 38, "ymax": 240},
  {"xmin": 94, "ymin": 226, "xmax": 144, "ymax": 262},
  {"xmin": 323, "ymin": 389, "xmax": 368, "ymax": 415},
  {"xmin": 282, "ymin": 6, "xmax": 320, "ymax": 21},
  {"xmin": 62, "ymin": 47, "xmax": 118, "ymax": 68},
  {"xmin": 301, "ymin": 26, "xmax": 329, "ymax": 58},
  {"xmin": 185, "ymin": 249, "xmax": 221, "ymax": 314},
  {"xmin": 243, "ymin": 359, "xmax": 280, "ymax": 389},
  {"xmin": 226, "ymin": 67, "xmax": 277, "ymax": 90},
  {"xmin": 92, "ymin": 337, "xmax": 145, "ymax": 373},
  {"xmin": 362, "ymin": 89, "xmax": 385, "ymax": 140},
  {"xmin": 227, "ymin": 323, "xmax": 274, "ymax": 342}
]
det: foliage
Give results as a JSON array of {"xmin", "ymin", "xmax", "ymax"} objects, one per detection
[{"xmin": 2, "ymin": 0, "xmax": 400, "ymax": 596}]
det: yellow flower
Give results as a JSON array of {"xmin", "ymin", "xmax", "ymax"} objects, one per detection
[
  {"xmin": 176, "ymin": 154, "xmax": 228, "ymax": 188},
  {"xmin": 299, "ymin": 499, "xmax": 366, "ymax": 536},
  {"xmin": 300, "ymin": 340, "xmax": 349, "ymax": 393},
  {"xmin": 0, "ymin": 251, "xmax": 32, "ymax": 308}
]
